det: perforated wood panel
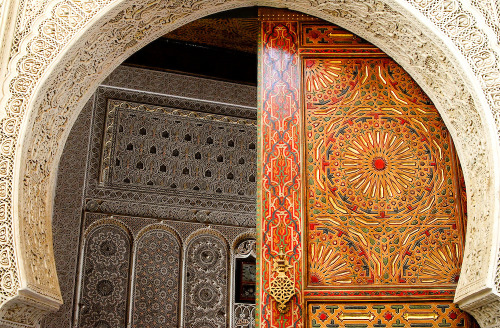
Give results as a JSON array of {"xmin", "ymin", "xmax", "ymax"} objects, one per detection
[
  {"xmin": 101, "ymin": 100, "xmax": 257, "ymax": 197},
  {"xmin": 84, "ymin": 88, "xmax": 257, "ymax": 227}
]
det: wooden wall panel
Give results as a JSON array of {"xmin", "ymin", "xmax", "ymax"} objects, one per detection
[
  {"xmin": 132, "ymin": 228, "xmax": 181, "ymax": 327},
  {"xmin": 77, "ymin": 224, "xmax": 132, "ymax": 328}
]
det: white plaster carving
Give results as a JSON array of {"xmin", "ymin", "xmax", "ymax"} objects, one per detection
[{"xmin": 0, "ymin": 0, "xmax": 498, "ymax": 326}]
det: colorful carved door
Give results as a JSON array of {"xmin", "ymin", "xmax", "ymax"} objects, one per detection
[{"xmin": 256, "ymin": 8, "xmax": 475, "ymax": 328}]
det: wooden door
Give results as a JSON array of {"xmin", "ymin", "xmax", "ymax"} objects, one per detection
[{"xmin": 257, "ymin": 8, "xmax": 474, "ymax": 328}]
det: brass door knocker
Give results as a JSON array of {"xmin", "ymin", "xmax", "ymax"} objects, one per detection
[{"xmin": 269, "ymin": 247, "xmax": 296, "ymax": 313}]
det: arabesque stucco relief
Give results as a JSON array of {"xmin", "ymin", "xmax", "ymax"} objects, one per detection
[{"xmin": 0, "ymin": 0, "xmax": 499, "ymax": 327}]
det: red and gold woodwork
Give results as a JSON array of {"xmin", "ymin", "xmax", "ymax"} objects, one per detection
[
  {"xmin": 257, "ymin": 8, "xmax": 474, "ymax": 328},
  {"xmin": 304, "ymin": 56, "xmax": 465, "ymax": 289},
  {"xmin": 257, "ymin": 15, "xmax": 303, "ymax": 327}
]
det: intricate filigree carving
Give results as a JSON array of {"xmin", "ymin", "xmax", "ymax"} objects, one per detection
[
  {"xmin": 0, "ymin": 0, "xmax": 498, "ymax": 325},
  {"xmin": 101, "ymin": 99, "xmax": 256, "ymax": 197},
  {"xmin": 77, "ymin": 222, "xmax": 131, "ymax": 328},
  {"xmin": 83, "ymin": 87, "xmax": 257, "ymax": 227},
  {"xmin": 132, "ymin": 227, "xmax": 181, "ymax": 327},
  {"xmin": 40, "ymin": 99, "xmax": 93, "ymax": 328},
  {"xmin": 233, "ymin": 303, "xmax": 255, "ymax": 328},
  {"xmin": 72, "ymin": 213, "xmax": 253, "ymax": 328},
  {"xmin": 236, "ymin": 239, "xmax": 256, "ymax": 258},
  {"xmin": 184, "ymin": 232, "xmax": 228, "ymax": 328},
  {"xmin": 460, "ymin": 294, "xmax": 500, "ymax": 328}
]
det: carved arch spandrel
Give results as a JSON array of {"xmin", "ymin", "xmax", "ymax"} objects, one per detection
[
  {"xmin": 0, "ymin": 0, "xmax": 498, "ymax": 327},
  {"xmin": 233, "ymin": 231, "xmax": 257, "ymax": 255}
]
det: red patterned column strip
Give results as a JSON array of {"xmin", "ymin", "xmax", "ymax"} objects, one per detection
[{"xmin": 257, "ymin": 21, "xmax": 302, "ymax": 327}]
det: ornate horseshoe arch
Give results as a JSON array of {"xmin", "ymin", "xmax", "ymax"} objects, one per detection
[{"xmin": 0, "ymin": 0, "xmax": 499, "ymax": 327}]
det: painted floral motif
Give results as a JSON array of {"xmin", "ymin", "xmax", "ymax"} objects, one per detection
[{"xmin": 305, "ymin": 58, "xmax": 466, "ymax": 287}]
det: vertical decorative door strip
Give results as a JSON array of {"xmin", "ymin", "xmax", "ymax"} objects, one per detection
[{"xmin": 258, "ymin": 20, "xmax": 302, "ymax": 327}]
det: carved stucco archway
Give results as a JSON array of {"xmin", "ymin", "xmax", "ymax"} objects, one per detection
[{"xmin": 0, "ymin": 0, "xmax": 499, "ymax": 327}]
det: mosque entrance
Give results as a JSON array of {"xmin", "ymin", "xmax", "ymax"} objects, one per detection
[{"xmin": 48, "ymin": 6, "xmax": 477, "ymax": 328}]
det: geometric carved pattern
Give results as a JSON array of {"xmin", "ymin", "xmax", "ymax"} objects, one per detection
[
  {"xmin": 308, "ymin": 302, "xmax": 474, "ymax": 328},
  {"xmin": 132, "ymin": 227, "xmax": 181, "ymax": 327},
  {"xmin": 84, "ymin": 90, "xmax": 257, "ymax": 227},
  {"xmin": 184, "ymin": 233, "xmax": 228, "ymax": 328},
  {"xmin": 2, "ymin": 0, "xmax": 499, "ymax": 326},
  {"xmin": 236, "ymin": 239, "xmax": 256, "ymax": 258},
  {"xmin": 77, "ymin": 223, "xmax": 131, "ymax": 328},
  {"xmin": 74, "ymin": 212, "xmax": 254, "ymax": 328},
  {"xmin": 304, "ymin": 57, "xmax": 466, "ymax": 288},
  {"xmin": 101, "ymin": 100, "xmax": 257, "ymax": 197}
]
